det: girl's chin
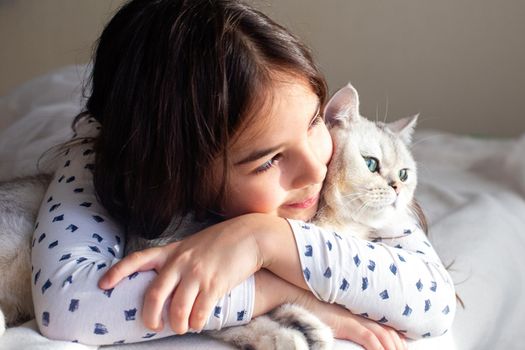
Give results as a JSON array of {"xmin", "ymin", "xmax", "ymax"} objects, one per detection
[{"xmin": 279, "ymin": 205, "xmax": 318, "ymax": 222}]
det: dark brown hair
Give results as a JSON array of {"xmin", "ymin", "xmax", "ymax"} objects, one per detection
[{"xmin": 77, "ymin": 0, "xmax": 327, "ymax": 239}]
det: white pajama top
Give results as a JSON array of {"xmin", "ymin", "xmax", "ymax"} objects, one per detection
[{"xmin": 31, "ymin": 117, "xmax": 455, "ymax": 345}]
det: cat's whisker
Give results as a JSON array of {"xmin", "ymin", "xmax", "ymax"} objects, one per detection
[
  {"xmin": 350, "ymin": 206, "xmax": 364, "ymax": 221},
  {"xmin": 342, "ymin": 192, "xmax": 365, "ymax": 200},
  {"xmin": 351, "ymin": 200, "xmax": 370, "ymax": 222},
  {"xmin": 383, "ymin": 95, "xmax": 390, "ymax": 123},
  {"xmin": 354, "ymin": 204, "xmax": 372, "ymax": 223},
  {"xmin": 350, "ymin": 199, "xmax": 367, "ymax": 213},
  {"xmin": 345, "ymin": 199, "xmax": 364, "ymax": 207},
  {"xmin": 410, "ymin": 133, "xmax": 443, "ymax": 149},
  {"xmin": 341, "ymin": 192, "xmax": 367, "ymax": 207},
  {"xmin": 322, "ymin": 181, "xmax": 342, "ymax": 193},
  {"xmin": 316, "ymin": 203, "xmax": 328, "ymax": 214},
  {"xmin": 343, "ymin": 197, "xmax": 365, "ymax": 209}
]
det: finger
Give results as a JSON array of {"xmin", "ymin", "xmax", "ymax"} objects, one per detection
[
  {"xmin": 384, "ymin": 327, "xmax": 404, "ymax": 350},
  {"xmin": 142, "ymin": 268, "xmax": 181, "ymax": 331},
  {"xmin": 345, "ymin": 319, "xmax": 384, "ymax": 350},
  {"xmin": 400, "ymin": 333, "xmax": 408, "ymax": 350},
  {"xmin": 367, "ymin": 323, "xmax": 395, "ymax": 350},
  {"xmin": 169, "ymin": 280, "xmax": 200, "ymax": 334},
  {"xmin": 388, "ymin": 328, "xmax": 407, "ymax": 350},
  {"xmin": 390, "ymin": 329, "xmax": 407, "ymax": 350},
  {"xmin": 99, "ymin": 248, "xmax": 164, "ymax": 289},
  {"xmin": 189, "ymin": 290, "xmax": 218, "ymax": 331}
]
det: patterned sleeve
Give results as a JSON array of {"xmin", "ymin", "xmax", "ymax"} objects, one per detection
[
  {"xmin": 31, "ymin": 119, "xmax": 255, "ymax": 346},
  {"xmin": 287, "ymin": 219, "xmax": 456, "ymax": 340}
]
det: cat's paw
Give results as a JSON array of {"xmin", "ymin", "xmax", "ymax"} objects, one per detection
[
  {"xmin": 270, "ymin": 303, "xmax": 334, "ymax": 350},
  {"xmin": 0, "ymin": 309, "xmax": 6, "ymax": 337},
  {"xmin": 254, "ymin": 326, "xmax": 310, "ymax": 350},
  {"xmin": 208, "ymin": 315, "xmax": 309, "ymax": 350}
]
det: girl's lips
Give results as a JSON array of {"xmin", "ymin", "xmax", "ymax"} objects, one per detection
[{"xmin": 285, "ymin": 194, "xmax": 320, "ymax": 209}]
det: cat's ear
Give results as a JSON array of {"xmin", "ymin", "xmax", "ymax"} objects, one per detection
[
  {"xmin": 324, "ymin": 83, "xmax": 360, "ymax": 128},
  {"xmin": 387, "ymin": 114, "xmax": 418, "ymax": 145}
]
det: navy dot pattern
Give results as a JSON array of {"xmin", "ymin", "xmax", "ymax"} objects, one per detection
[
  {"xmin": 31, "ymin": 118, "xmax": 254, "ymax": 345},
  {"xmin": 288, "ymin": 219, "xmax": 456, "ymax": 340}
]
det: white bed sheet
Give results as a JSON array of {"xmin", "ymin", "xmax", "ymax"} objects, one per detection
[{"xmin": 1, "ymin": 66, "xmax": 524, "ymax": 350}]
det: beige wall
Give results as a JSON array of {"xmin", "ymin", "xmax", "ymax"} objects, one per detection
[
  {"xmin": 2, "ymin": 0, "xmax": 524, "ymax": 137},
  {"xmin": 0, "ymin": 0, "xmax": 125, "ymax": 95}
]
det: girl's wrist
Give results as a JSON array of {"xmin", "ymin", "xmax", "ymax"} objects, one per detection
[
  {"xmin": 239, "ymin": 213, "xmax": 308, "ymax": 290},
  {"xmin": 252, "ymin": 269, "xmax": 304, "ymax": 316},
  {"xmin": 239, "ymin": 213, "xmax": 291, "ymax": 269}
]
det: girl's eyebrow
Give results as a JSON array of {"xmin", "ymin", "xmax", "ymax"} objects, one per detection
[
  {"xmin": 235, "ymin": 144, "xmax": 284, "ymax": 166},
  {"xmin": 234, "ymin": 102, "xmax": 321, "ymax": 166}
]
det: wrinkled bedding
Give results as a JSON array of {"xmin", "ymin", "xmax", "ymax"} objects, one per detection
[{"xmin": 1, "ymin": 66, "xmax": 524, "ymax": 350}]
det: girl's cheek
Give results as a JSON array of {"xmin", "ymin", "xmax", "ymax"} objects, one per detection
[
  {"xmin": 229, "ymin": 178, "xmax": 283, "ymax": 216},
  {"xmin": 317, "ymin": 125, "xmax": 334, "ymax": 166},
  {"xmin": 251, "ymin": 181, "xmax": 284, "ymax": 212}
]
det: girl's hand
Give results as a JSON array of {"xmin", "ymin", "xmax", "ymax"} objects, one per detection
[
  {"xmin": 330, "ymin": 309, "xmax": 407, "ymax": 350},
  {"xmin": 256, "ymin": 269, "xmax": 407, "ymax": 350},
  {"xmin": 299, "ymin": 291, "xmax": 407, "ymax": 350},
  {"xmin": 98, "ymin": 215, "xmax": 265, "ymax": 333}
]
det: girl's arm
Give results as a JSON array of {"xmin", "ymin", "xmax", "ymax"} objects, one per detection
[
  {"xmin": 255, "ymin": 269, "xmax": 408, "ymax": 350},
  {"xmin": 270, "ymin": 218, "xmax": 457, "ymax": 340},
  {"xmin": 31, "ymin": 140, "xmax": 254, "ymax": 345},
  {"xmin": 240, "ymin": 214, "xmax": 456, "ymax": 339},
  {"xmin": 105, "ymin": 213, "xmax": 456, "ymax": 340}
]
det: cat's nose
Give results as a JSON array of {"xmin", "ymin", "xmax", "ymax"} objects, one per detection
[{"xmin": 389, "ymin": 181, "xmax": 401, "ymax": 194}]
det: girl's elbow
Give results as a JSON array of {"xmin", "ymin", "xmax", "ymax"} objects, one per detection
[
  {"xmin": 36, "ymin": 313, "xmax": 74, "ymax": 342},
  {"xmin": 406, "ymin": 303, "xmax": 456, "ymax": 340},
  {"xmin": 33, "ymin": 301, "xmax": 92, "ymax": 344},
  {"xmin": 37, "ymin": 313, "xmax": 102, "ymax": 345}
]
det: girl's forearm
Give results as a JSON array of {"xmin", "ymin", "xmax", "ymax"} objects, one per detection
[
  {"xmin": 252, "ymin": 268, "xmax": 410, "ymax": 350},
  {"xmin": 241, "ymin": 213, "xmax": 309, "ymax": 291},
  {"xmin": 243, "ymin": 214, "xmax": 456, "ymax": 339},
  {"xmin": 252, "ymin": 269, "xmax": 299, "ymax": 315}
]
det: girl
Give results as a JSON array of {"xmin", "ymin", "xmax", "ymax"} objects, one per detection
[{"xmin": 31, "ymin": 0, "xmax": 455, "ymax": 349}]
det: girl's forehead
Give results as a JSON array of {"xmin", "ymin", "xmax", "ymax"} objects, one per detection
[
  {"xmin": 249, "ymin": 77, "xmax": 317, "ymax": 131},
  {"xmin": 229, "ymin": 77, "xmax": 319, "ymax": 158}
]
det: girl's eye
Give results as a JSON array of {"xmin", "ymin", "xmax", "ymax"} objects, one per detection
[
  {"xmin": 399, "ymin": 168, "xmax": 408, "ymax": 182},
  {"xmin": 363, "ymin": 156, "xmax": 379, "ymax": 173},
  {"xmin": 255, "ymin": 154, "xmax": 282, "ymax": 174},
  {"xmin": 309, "ymin": 114, "xmax": 324, "ymax": 129}
]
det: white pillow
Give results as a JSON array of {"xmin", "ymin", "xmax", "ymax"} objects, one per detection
[{"xmin": 0, "ymin": 65, "xmax": 88, "ymax": 180}]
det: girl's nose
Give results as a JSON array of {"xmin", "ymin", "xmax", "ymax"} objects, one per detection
[{"xmin": 291, "ymin": 147, "xmax": 327, "ymax": 189}]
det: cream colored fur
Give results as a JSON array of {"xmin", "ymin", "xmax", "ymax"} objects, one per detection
[
  {"xmin": 315, "ymin": 83, "xmax": 419, "ymax": 239},
  {"xmin": 0, "ymin": 174, "xmax": 51, "ymax": 336}
]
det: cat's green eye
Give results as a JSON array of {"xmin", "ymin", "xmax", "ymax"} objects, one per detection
[
  {"xmin": 399, "ymin": 168, "xmax": 408, "ymax": 182},
  {"xmin": 364, "ymin": 157, "xmax": 379, "ymax": 173}
]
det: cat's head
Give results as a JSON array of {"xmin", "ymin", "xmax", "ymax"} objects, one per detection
[{"xmin": 321, "ymin": 83, "xmax": 418, "ymax": 228}]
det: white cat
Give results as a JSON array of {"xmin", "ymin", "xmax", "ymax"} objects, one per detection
[
  {"xmin": 314, "ymin": 83, "xmax": 425, "ymax": 240},
  {"xmin": 0, "ymin": 83, "xmax": 424, "ymax": 350},
  {"xmin": 0, "ymin": 174, "xmax": 50, "ymax": 336}
]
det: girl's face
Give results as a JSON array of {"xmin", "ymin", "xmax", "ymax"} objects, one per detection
[{"xmin": 222, "ymin": 77, "xmax": 333, "ymax": 221}]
